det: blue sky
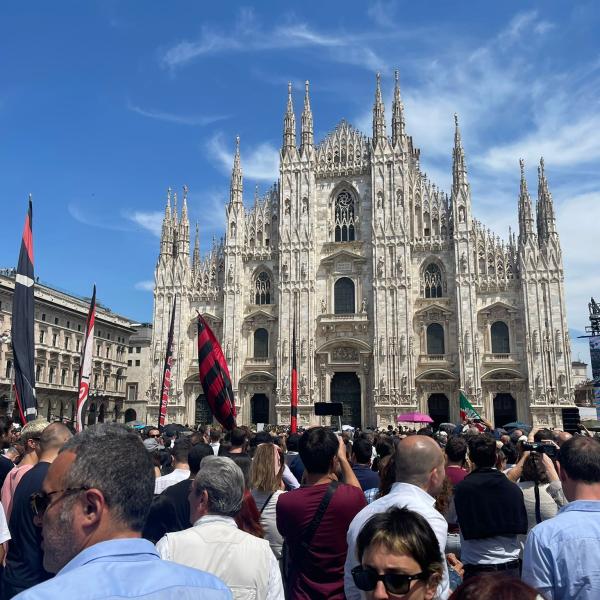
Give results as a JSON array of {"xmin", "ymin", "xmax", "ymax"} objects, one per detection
[{"xmin": 2, "ymin": 1, "xmax": 600, "ymax": 366}]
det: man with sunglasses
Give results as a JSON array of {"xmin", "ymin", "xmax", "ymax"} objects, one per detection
[
  {"xmin": 2, "ymin": 423, "xmax": 72, "ymax": 599},
  {"xmin": 13, "ymin": 423, "xmax": 231, "ymax": 600}
]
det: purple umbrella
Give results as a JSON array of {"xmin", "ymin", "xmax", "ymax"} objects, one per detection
[{"xmin": 397, "ymin": 412, "xmax": 434, "ymax": 424}]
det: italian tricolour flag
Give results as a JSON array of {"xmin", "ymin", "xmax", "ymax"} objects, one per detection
[{"xmin": 459, "ymin": 391, "xmax": 482, "ymax": 422}]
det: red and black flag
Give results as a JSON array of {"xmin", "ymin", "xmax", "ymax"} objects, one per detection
[
  {"xmin": 11, "ymin": 197, "xmax": 37, "ymax": 423},
  {"xmin": 197, "ymin": 314, "xmax": 236, "ymax": 430},
  {"xmin": 76, "ymin": 285, "xmax": 96, "ymax": 432},
  {"xmin": 290, "ymin": 315, "xmax": 298, "ymax": 433},
  {"xmin": 158, "ymin": 297, "xmax": 177, "ymax": 428}
]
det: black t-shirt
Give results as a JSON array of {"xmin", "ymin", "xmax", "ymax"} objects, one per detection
[
  {"xmin": 4, "ymin": 461, "xmax": 52, "ymax": 593},
  {"xmin": 161, "ymin": 478, "xmax": 193, "ymax": 530},
  {"xmin": 0, "ymin": 455, "xmax": 14, "ymax": 489}
]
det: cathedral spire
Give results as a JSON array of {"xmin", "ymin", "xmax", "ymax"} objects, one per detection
[
  {"xmin": 391, "ymin": 70, "xmax": 405, "ymax": 146},
  {"xmin": 452, "ymin": 113, "xmax": 468, "ymax": 191},
  {"xmin": 282, "ymin": 82, "xmax": 297, "ymax": 156},
  {"xmin": 372, "ymin": 72, "xmax": 386, "ymax": 148},
  {"xmin": 229, "ymin": 136, "xmax": 243, "ymax": 206},
  {"xmin": 179, "ymin": 185, "xmax": 190, "ymax": 256},
  {"xmin": 160, "ymin": 187, "xmax": 173, "ymax": 256},
  {"xmin": 537, "ymin": 157, "xmax": 556, "ymax": 243},
  {"xmin": 192, "ymin": 221, "xmax": 200, "ymax": 271},
  {"xmin": 300, "ymin": 80, "xmax": 314, "ymax": 153},
  {"xmin": 518, "ymin": 159, "xmax": 535, "ymax": 243}
]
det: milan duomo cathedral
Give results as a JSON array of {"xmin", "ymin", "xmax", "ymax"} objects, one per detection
[{"xmin": 148, "ymin": 73, "xmax": 575, "ymax": 430}]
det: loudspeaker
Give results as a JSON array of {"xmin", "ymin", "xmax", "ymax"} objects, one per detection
[
  {"xmin": 314, "ymin": 402, "xmax": 343, "ymax": 417},
  {"xmin": 561, "ymin": 407, "xmax": 580, "ymax": 433}
]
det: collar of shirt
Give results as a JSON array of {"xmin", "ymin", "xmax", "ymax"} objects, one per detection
[
  {"xmin": 557, "ymin": 499, "xmax": 600, "ymax": 515},
  {"xmin": 193, "ymin": 514, "xmax": 238, "ymax": 528},
  {"xmin": 389, "ymin": 482, "xmax": 435, "ymax": 506},
  {"xmin": 57, "ymin": 538, "xmax": 158, "ymax": 577}
]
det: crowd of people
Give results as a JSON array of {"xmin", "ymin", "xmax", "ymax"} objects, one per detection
[{"xmin": 0, "ymin": 414, "xmax": 597, "ymax": 599}]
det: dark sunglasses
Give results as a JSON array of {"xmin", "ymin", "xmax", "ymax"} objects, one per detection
[
  {"xmin": 352, "ymin": 566, "xmax": 425, "ymax": 595},
  {"xmin": 30, "ymin": 487, "xmax": 89, "ymax": 517},
  {"xmin": 148, "ymin": 434, "xmax": 161, "ymax": 438}
]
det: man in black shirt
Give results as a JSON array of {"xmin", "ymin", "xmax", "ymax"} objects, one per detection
[
  {"xmin": 143, "ymin": 442, "xmax": 213, "ymax": 543},
  {"xmin": 2, "ymin": 422, "xmax": 72, "ymax": 599}
]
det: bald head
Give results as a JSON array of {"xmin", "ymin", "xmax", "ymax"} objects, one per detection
[
  {"xmin": 556, "ymin": 431, "xmax": 572, "ymax": 447},
  {"xmin": 39, "ymin": 423, "xmax": 73, "ymax": 456},
  {"xmin": 395, "ymin": 435, "xmax": 445, "ymax": 489}
]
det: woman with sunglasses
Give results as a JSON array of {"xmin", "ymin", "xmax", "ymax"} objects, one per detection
[{"xmin": 353, "ymin": 506, "xmax": 444, "ymax": 599}]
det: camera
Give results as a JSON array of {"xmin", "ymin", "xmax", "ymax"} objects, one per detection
[{"xmin": 521, "ymin": 441, "xmax": 558, "ymax": 459}]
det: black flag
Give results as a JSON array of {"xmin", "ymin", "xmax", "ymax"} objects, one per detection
[
  {"xmin": 11, "ymin": 197, "xmax": 37, "ymax": 422},
  {"xmin": 158, "ymin": 297, "xmax": 176, "ymax": 428}
]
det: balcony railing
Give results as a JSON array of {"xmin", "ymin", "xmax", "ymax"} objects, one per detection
[
  {"xmin": 419, "ymin": 354, "xmax": 450, "ymax": 363},
  {"xmin": 483, "ymin": 353, "xmax": 516, "ymax": 363}
]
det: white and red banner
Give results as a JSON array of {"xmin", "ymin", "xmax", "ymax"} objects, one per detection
[{"xmin": 76, "ymin": 285, "xmax": 96, "ymax": 432}]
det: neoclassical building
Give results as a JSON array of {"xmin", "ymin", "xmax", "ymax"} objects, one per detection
[{"xmin": 148, "ymin": 74, "xmax": 574, "ymax": 429}]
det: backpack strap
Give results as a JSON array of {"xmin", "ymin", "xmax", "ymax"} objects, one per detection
[
  {"xmin": 301, "ymin": 480, "xmax": 339, "ymax": 551},
  {"xmin": 259, "ymin": 492, "xmax": 275, "ymax": 515}
]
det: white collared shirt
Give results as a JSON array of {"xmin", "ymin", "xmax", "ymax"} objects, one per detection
[{"xmin": 344, "ymin": 482, "xmax": 449, "ymax": 600}]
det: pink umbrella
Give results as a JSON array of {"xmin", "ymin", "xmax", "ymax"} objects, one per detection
[{"xmin": 397, "ymin": 412, "xmax": 434, "ymax": 424}]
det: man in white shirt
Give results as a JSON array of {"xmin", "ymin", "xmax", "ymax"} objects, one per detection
[
  {"xmin": 157, "ymin": 456, "xmax": 283, "ymax": 600},
  {"xmin": 345, "ymin": 435, "xmax": 449, "ymax": 599},
  {"xmin": 209, "ymin": 429, "xmax": 221, "ymax": 456},
  {"xmin": 154, "ymin": 438, "xmax": 191, "ymax": 495}
]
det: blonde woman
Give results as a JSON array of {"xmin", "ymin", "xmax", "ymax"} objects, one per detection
[{"xmin": 250, "ymin": 443, "xmax": 285, "ymax": 560}]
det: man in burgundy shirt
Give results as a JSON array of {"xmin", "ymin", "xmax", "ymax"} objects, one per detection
[
  {"xmin": 276, "ymin": 427, "xmax": 366, "ymax": 600},
  {"xmin": 445, "ymin": 435, "xmax": 469, "ymax": 486}
]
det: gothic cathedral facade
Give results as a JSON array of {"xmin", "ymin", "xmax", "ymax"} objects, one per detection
[{"xmin": 149, "ymin": 74, "xmax": 574, "ymax": 429}]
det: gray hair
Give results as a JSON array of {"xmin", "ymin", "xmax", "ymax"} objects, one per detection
[
  {"xmin": 193, "ymin": 456, "xmax": 244, "ymax": 517},
  {"xmin": 61, "ymin": 423, "xmax": 154, "ymax": 531}
]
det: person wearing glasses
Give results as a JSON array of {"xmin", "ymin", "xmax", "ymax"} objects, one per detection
[
  {"xmin": 352, "ymin": 506, "xmax": 444, "ymax": 600},
  {"xmin": 14, "ymin": 423, "xmax": 231, "ymax": 600}
]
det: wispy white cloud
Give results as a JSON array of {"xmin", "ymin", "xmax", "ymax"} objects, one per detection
[
  {"xmin": 206, "ymin": 133, "xmax": 279, "ymax": 182},
  {"xmin": 160, "ymin": 7, "xmax": 387, "ymax": 72},
  {"xmin": 126, "ymin": 211, "xmax": 163, "ymax": 237},
  {"xmin": 68, "ymin": 202, "xmax": 130, "ymax": 232},
  {"xmin": 127, "ymin": 101, "xmax": 228, "ymax": 126},
  {"xmin": 134, "ymin": 280, "xmax": 154, "ymax": 292}
]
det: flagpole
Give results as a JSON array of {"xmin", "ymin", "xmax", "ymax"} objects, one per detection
[
  {"xmin": 290, "ymin": 298, "xmax": 298, "ymax": 433},
  {"xmin": 158, "ymin": 296, "xmax": 177, "ymax": 429}
]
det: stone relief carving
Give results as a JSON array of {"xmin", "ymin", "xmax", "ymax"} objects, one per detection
[{"xmin": 332, "ymin": 346, "xmax": 359, "ymax": 362}]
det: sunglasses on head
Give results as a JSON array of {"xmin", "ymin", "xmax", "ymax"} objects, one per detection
[
  {"xmin": 352, "ymin": 566, "xmax": 425, "ymax": 595},
  {"xmin": 30, "ymin": 487, "xmax": 89, "ymax": 517}
]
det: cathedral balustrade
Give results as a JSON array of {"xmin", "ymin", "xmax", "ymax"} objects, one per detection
[
  {"xmin": 483, "ymin": 353, "xmax": 518, "ymax": 364},
  {"xmin": 245, "ymin": 357, "xmax": 275, "ymax": 368},
  {"xmin": 418, "ymin": 354, "xmax": 452, "ymax": 365}
]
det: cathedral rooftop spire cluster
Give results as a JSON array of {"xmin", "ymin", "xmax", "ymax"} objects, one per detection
[{"xmin": 151, "ymin": 73, "xmax": 573, "ymax": 430}]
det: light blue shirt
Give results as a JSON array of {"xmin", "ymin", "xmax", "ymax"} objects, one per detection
[
  {"xmin": 14, "ymin": 537, "xmax": 232, "ymax": 600},
  {"xmin": 522, "ymin": 500, "xmax": 600, "ymax": 600}
]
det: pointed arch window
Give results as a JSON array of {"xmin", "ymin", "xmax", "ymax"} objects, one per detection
[
  {"xmin": 334, "ymin": 277, "xmax": 355, "ymax": 314},
  {"xmin": 254, "ymin": 271, "xmax": 271, "ymax": 305},
  {"xmin": 491, "ymin": 321, "xmax": 510, "ymax": 354},
  {"xmin": 427, "ymin": 323, "xmax": 445, "ymax": 355},
  {"xmin": 254, "ymin": 328, "xmax": 269, "ymax": 359},
  {"xmin": 422, "ymin": 263, "xmax": 443, "ymax": 298},
  {"xmin": 334, "ymin": 190, "xmax": 356, "ymax": 242}
]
